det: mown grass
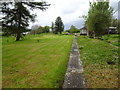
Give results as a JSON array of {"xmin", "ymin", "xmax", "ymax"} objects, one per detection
[
  {"xmin": 102, "ymin": 34, "xmax": 119, "ymax": 47},
  {"xmin": 2, "ymin": 33, "xmax": 74, "ymax": 88},
  {"xmin": 77, "ymin": 36, "xmax": 119, "ymax": 88}
]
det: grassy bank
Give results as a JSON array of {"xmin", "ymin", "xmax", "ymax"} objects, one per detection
[
  {"xmin": 2, "ymin": 34, "xmax": 74, "ymax": 88},
  {"xmin": 77, "ymin": 36, "xmax": 119, "ymax": 88},
  {"xmin": 102, "ymin": 34, "xmax": 119, "ymax": 47}
]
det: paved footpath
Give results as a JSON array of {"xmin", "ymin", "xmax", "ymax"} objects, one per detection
[{"xmin": 63, "ymin": 36, "xmax": 86, "ymax": 88}]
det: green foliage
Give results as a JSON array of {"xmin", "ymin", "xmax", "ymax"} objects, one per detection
[
  {"xmin": 30, "ymin": 26, "xmax": 50, "ymax": 34},
  {"xmin": 87, "ymin": 1, "xmax": 113, "ymax": 37},
  {"xmin": 54, "ymin": 16, "xmax": 64, "ymax": 34},
  {"xmin": 1, "ymin": 2, "xmax": 50, "ymax": 41},
  {"xmin": 66, "ymin": 25, "xmax": 80, "ymax": 33},
  {"xmin": 42, "ymin": 26, "xmax": 50, "ymax": 33},
  {"xmin": 111, "ymin": 18, "xmax": 120, "ymax": 33},
  {"xmin": 2, "ymin": 28, "xmax": 12, "ymax": 36},
  {"xmin": 111, "ymin": 18, "xmax": 118, "ymax": 27},
  {"xmin": 102, "ymin": 34, "xmax": 119, "ymax": 46},
  {"xmin": 116, "ymin": 19, "xmax": 120, "ymax": 33}
]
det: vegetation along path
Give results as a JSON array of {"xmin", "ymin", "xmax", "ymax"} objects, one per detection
[{"xmin": 63, "ymin": 36, "xmax": 86, "ymax": 88}]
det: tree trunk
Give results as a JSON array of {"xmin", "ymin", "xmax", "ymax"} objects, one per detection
[
  {"xmin": 16, "ymin": 32, "xmax": 21, "ymax": 41},
  {"xmin": 60, "ymin": 31, "xmax": 62, "ymax": 34},
  {"xmin": 16, "ymin": 3, "xmax": 22, "ymax": 41}
]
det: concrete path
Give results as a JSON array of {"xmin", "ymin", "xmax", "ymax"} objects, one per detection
[{"xmin": 63, "ymin": 36, "xmax": 86, "ymax": 88}]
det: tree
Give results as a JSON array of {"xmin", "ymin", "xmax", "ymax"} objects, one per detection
[
  {"xmin": 51, "ymin": 22, "xmax": 54, "ymax": 33},
  {"xmin": 67, "ymin": 25, "xmax": 80, "ymax": 33},
  {"xmin": 31, "ymin": 25, "xmax": 39, "ymax": 30},
  {"xmin": 111, "ymin": 18, "xmax": 120, "ymax": 28},
  {"xmin": 111, "ymin": 18, "xmax": 120, "ymax": 33},
  {"xmin": 86, "ymin": 1, "xmax": 113, "ymax": 38},
  {"xmin": 37, "ymin": 26, "xmax": 43, "ymax": 34},
  {"xmin": 42, "ymin": 26, "xmax": 50, "ymax": 33},
  {"xmin": 30, "ymin": 25, "xmax": 50, "ymax": 34},
  {"xmin": 1, "ymin": 1, "xmax": 50, "ymax": 41},
  {"xmin": 54, "ymin": 16, "xmax": 64, "ymax": 34}
]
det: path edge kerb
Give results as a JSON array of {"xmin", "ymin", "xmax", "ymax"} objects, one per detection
[{"xmin": 62, "ymin": 36, "xmax": 86, "ymax": 88}]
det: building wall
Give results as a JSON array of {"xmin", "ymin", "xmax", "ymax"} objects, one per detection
[{"xmin": 80, "ymin": 29, "xmax": 88, "ymax": 35}]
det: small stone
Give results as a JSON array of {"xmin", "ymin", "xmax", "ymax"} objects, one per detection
[{"xmin": 68, "ymin": 83, "xmax": 70, "ymax": 84}]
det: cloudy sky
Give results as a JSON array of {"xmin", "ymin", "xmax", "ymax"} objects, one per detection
[{"xmin": 30, "ymin": 0, "xmax": 119, "ymax": 30}]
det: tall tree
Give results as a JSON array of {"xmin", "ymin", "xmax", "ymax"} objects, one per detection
[
  {"xmin": 1, "ymin": 1, "xmax": 50, "ymax": 41},
  {"xmin": 51, "ymin": 22, "xmax": 54, "ymax": 33},
  {"xmin": 54, "ymin": 16, "xmax": 64, "ymax": 34},
  {"xmin": 86, "ymin": 1, "xmax": 113, "ymax": 38}
]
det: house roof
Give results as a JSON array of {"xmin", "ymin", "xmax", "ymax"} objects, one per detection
[{"xmin": 80, "ymin": 26, "xmax": 87, "ymax": 30}]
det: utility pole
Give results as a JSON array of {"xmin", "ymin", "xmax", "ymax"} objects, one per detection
[{"xmin": 118, "ymin": 1, "xmax": 120, "ymax": 20}]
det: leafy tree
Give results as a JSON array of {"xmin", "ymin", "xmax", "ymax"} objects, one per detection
[
  {"xmin": 54, "ymin": 16, "xmax": 64, "ymax": 34},
  {"xmin": 42, "ymin": 26, "xmax": 50, "ymax": 33},
  {"xmin": 37, "ymin": 26, "xmax": 44, "ymax": 34},
  {"xmin": 111, "ymin": 18, "xmax": 120, "ymax": 29},
  {"xmin": 30, "ymin": 25, "xmax": 50, "ymax": 34},
  {"xmin": 86, "ymin": 1, "xmax": 113, "ymax": 38},
  {"xmin": 31, "ymin": 25, "xmax": 39, "ymax": 30},
  {"xmin": 111, "ymin": 18, "xmax": 117, "ymax": 27},
  {"xmin": 1, "ymin": 1, "xmax": 50, "ymax": 41},
  {"xmin": 67, "ymin": 25, "xmax": 80, "ymax": 33},
  {"xmin": 31, "ymin": 26, "xmax": 42, "ymax": 34},
  {"xmin": 110, "ymin": 18, "xmax": 120, "ymax": 33}
]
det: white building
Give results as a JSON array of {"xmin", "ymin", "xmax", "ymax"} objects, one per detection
[{"xmin": 80, "ymin": 26, "xmax": 88, "ymax": 35}]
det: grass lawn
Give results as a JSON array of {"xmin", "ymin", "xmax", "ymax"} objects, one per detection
[
  {"xmin": 77, "ymin": 36, "xmax": 119, "ymax": 88},
  {"xmin": 102, "ymin": 34, "xmax": 119, "ymax": 47},
  {"xmin": 2, "ymin": 34, "xmax": 74, "ymax": 88}
]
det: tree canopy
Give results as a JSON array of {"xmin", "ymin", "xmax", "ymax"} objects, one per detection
[
  {"xmin": 1, "ymin": 1, "xmax": 50, "ymax": 41},
  {"xmin": 30, "ymin": 25, "xmax": 50, "ymax": 34},
  {"xmin": 66, "ymin": 25, "xmax": 80, "ymax": 33},
  {"xmin": 86, "ymin": 1, "xmax": 113, "ymax": 38},
  {"xmin": 54, "ymin": 16, "xmax": 64, "ymax": 34}
]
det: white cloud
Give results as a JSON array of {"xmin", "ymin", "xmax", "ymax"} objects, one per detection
[
  {"xmin": 29, "ymin": 0, "xmax": 119, "ymax": 30},
  {"xmin": 29, "ymin": 0, "xmax": 90, "ymax": 30}
]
